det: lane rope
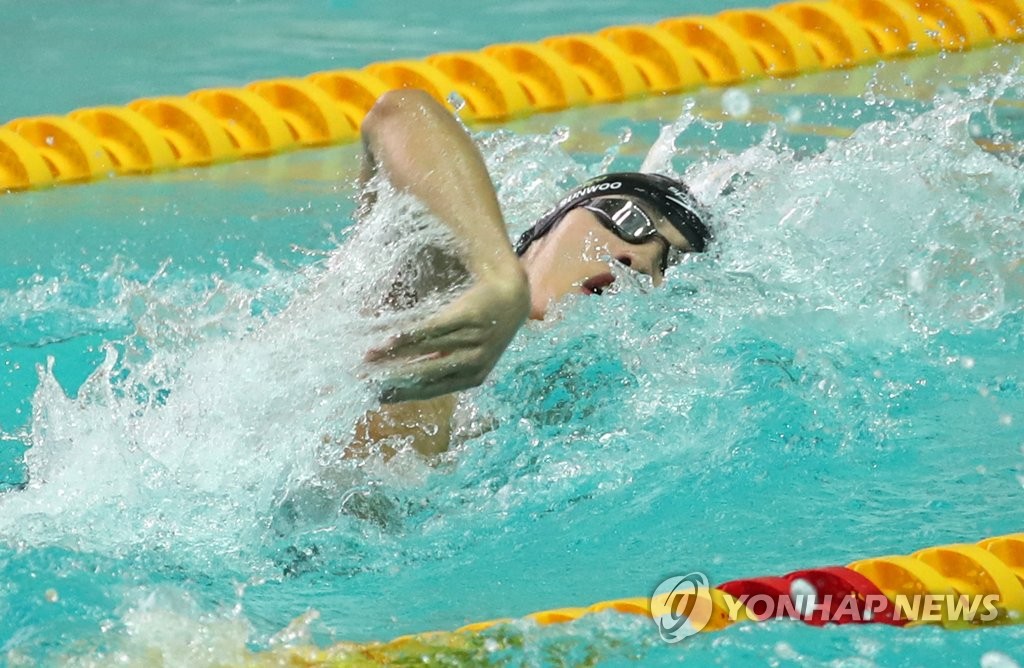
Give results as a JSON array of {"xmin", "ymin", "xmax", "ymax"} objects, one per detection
[
  {"xmin": 3, "ymin": 0, "xmax": 1024, "ymax": 192},
  {"xmin": 249, "ymin": 533, "xmax": 1024, "ymax": 666}
]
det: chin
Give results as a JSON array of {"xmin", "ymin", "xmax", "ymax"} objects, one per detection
[
  {"xmin": 528, "ymin": 297, "xmax": 549, "ymax": 321},
  {"xmin": 530, "ymin": 285, "xmax": 575, "ymax": 320}
]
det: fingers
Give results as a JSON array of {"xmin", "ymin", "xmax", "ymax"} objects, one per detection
[
  {"xmin": 364, "ymin": 284, "xmax": 499, "ymax": 359},
  {"xmin": 365, "ymin": 322, "xmax": 483, "ymax": 362},
  {"xmin": 381, "ymin": 376, "xmax": 473, "ymax": 403},
  {"xmin": 375, "ymin": 349, "xmax": 492, "ymax": 403},
  {"xmin": 380, "ymin": 376, "xmax": 470, "ymax": 403},
  {"xmin": 361, "ymin": 279, "xmax": 527, "ymax": 402}
]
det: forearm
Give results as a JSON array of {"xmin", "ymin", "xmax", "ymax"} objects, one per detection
[
  {"xmin": 360, "ymin": 89, "xmax": 523, "ymax": 282},
  {"xmin": 359, "ymin": 89, "xmax": 531, "ymax": 406}
]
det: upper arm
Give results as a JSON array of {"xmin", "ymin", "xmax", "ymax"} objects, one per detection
[{"xmin": 346, "ymin": 393, "xmax": 459, "ymax": 460}]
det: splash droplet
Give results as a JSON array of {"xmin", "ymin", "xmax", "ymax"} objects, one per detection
[{"xmin": 721, "ymin": 88, "xmax": 752, "ymax": 118}]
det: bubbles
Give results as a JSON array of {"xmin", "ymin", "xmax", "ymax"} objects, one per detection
[
  {"xmin": 981, "ymin": 651, "xmax": 1022, "ymax": 668},
  {"xmin": 789, "ymin": 578, "xmax": 817, "ymax": 617},
  {"xmin": 596, "ymin": 126, "xmax": 634, "ymax": 174},
  {"xmin": 908, "ymin": 268, "xmax": 927, "ymax": 294},
  {"xmin": 66, "ymin": 587, "xmax": 253, "ymax": 668},
  {"xmin": 446, "ymin": 91, "xmax": 467, "ymax": 114},
  {"xmin": 721, "ymin": 88, "xmax": 752, "ymax": 118}
]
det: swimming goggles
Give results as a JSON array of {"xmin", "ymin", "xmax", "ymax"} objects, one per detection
[
  {"xmin": 580, "ymin": 196, "xmax": 689, "ymax": 271},
  {"xmin": 514, "ymin": 172, "xmax": 712, "ymax": 259}
]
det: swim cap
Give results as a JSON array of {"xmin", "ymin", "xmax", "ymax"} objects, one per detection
[{"xmin": 514, "ymin": 172, "xmax": 713, "ymax": 256}]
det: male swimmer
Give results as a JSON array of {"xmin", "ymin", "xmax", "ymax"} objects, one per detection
[{"xmin": 351, "ymin": 89, "xmax": 712, "ymax": 458}]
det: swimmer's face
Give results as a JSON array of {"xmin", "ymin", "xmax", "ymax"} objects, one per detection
[{"xmin": 518, "ymin": 203, "xmax": 693, "ymax": 319}]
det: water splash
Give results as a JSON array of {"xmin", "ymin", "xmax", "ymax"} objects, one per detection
[
  {"xmin": 5, "ymin": 62, "xmax": 1024, "ymax": 665},
  {"xmin": 688, "ymin": 80, "xmax": 1024, "ymax": 336},
  {"xmin": 0, "ymin": 177, "xmax": 464, "ymax": 571},
  {"xmin": 8, "ymin": 71, "xmax": 1020, "ymax": 567},
  {"xmin": 640, "ymin": 100, "xmax": 695, "ymax": 175}
]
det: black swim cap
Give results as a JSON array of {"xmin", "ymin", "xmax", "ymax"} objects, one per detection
[{"xmin": 514, "ymin": 172, "xmax": 713, "ymax": 256}]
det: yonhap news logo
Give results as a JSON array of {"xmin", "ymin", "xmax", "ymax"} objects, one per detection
[
  {"xmin": 723, "ymin": 590, "xmax": 1001, "ymax": 625},
  {"xmin": 651, "ymin": 572, "xmax": 1004, "ymax": 642},
  {"xmin": 649, "ymin": 572, "xmax": 713, "ymax": 643}
]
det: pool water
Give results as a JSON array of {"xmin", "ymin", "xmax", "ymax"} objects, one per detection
[{"xmin": 2, "ymin": 2, "xmax": 1024, "ymax": 666}]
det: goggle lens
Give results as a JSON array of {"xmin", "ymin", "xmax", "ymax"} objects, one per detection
[
  {"xmin": 581, "ymin": 198, "xmax": 658, "ymax": 243},
  {"xmin": 581, "ymin": 197, "xmax": 688, "ymax": 270}
]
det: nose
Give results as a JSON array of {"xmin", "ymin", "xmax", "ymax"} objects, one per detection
[{"xmin": 615, "ymin": 245, "xmax": 664, "ymax": 286}]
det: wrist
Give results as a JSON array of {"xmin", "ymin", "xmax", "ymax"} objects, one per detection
[
  {"xmin": 468, "ymin": 245, "xmax": 526, "ymax": 285},
  {"xmin": 474, "ymin": 252, "xmax": 531, "ymax": 320}
]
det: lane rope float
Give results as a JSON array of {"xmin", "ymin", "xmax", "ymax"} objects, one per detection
[{"xmin": 3, "ymin": 0, "xmax": 1024, "ymax": 193}]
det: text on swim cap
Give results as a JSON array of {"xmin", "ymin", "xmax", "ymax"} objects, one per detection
[{"xmin": 560, "ymin": 180, "xmax": 622, "ymax": 207}]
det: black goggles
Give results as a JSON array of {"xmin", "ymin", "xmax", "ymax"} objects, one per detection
[
  {"xmin": 580, "ymin": 196, "xmax": 690, "ymax": 271},
  {"xmin": 514, "ymin": 172, "xmax": 712, "ymax": 259}
]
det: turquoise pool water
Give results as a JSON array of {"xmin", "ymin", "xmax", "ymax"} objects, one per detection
[{"xmin": 2, "ymin": 1, "xmax": 1024, "ymax": 666}]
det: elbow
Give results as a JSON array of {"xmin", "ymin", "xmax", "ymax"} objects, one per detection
[{"xmin": 362, "ymin": 89, "xmax": 443, "ymax": 137}]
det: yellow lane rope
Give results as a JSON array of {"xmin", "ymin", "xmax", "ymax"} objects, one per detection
[
  {"xmin": 243, "ymin": 533, "xmax": 1024, "ymax": 666},
  {"xmin": 2, "ymin": 0, "xmax": 1023, "ymax": 193}
]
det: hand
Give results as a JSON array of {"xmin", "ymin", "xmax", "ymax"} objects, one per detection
[{"xmin": 365, "ymin": 266, "xmax": 530, "ymax": 403}]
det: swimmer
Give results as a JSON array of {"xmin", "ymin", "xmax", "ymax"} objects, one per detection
[{"xmin": 350, "ymin": 89, "xmax": 712, "ymax": 458}]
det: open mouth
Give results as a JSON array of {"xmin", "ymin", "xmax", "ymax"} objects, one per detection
[{"xmin": 581, "ymin": 273, "xmax": 615, "ymax": 296}]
